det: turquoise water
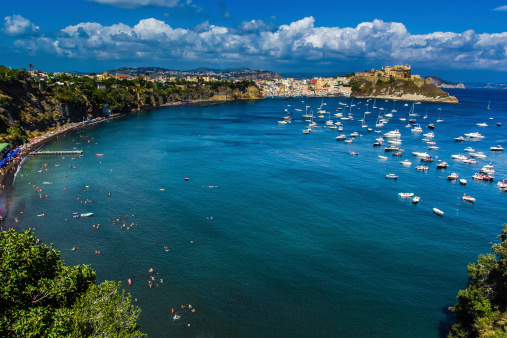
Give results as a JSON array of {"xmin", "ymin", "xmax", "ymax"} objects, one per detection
[{"xmin": 3, "ymin": 89, "xmax": 507, "ymax": 337}]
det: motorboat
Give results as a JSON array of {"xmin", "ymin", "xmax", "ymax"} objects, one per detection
[
  {"xmin": 451, "ymin": 154, "xmax": 468, "ymax": 161},
  {"xmin": 376, "ymin": 137, "xmax": 385, "ymax": 142},
  {"xmin": 455, "ymin": 136, "xmax": 466, "ymax": 142},
  {"xmin": 338, "ymin": 126, "xmax": 343, "ymax": 131},
  {"xmin": 412, "ymin": 196, "xmax": 420, "ymax": 204},
  {"xmin": 433, "ymin": 208, "xmax": 444, "ymax": 216},
  {"xmin": 411, "ymin": 126, "xmax": 423, "ymax": 133},
  {"xmin": 378, "ymin": 155, "xmax": 388, "ymax": 159},
  {"xmin": 344, "ymin": 139, "xmax": 353, "ymax": 143},
  {"xmin": 473, "ymin": 173, "xmax": 494, "ymax": 180},
  {"xmin": 491, "ymin": 145, "xmax": 504, "ymax": 151},
  {"xmin": 481, "ymin": 165, "xmax": 495, "ymax": 175},
  {"xmin": 383, "ymin": 129, "xmax": 401, "ymax": 138},
  {"xmin": 74, "ymin": 212, "xmax": 94, "ymax": 218},
  {"xmin": 412, "ymin": 152, "xmax": 430, "ymax": 158},
  {"xmin": 385, "ymin": 173, "xmax": 398, "ymax": 179},
  {"xmin": 349, "ymin": 152, "xmax": 359, "ymax": 156},
  {"xmin": 330, "ymin": 125, "xmax": 338, "ymax": 129},
  {"xmin": 416, "ymin": 165, "xmax": 429, "ymax": 171},
  {"xmin": 447, "ymin": 173, "xmax": 459, "ymax": 180},
  {"xmin": 463, "ymin": 158, "xmax": 478, "ymax": 164},
  {"xmin": 462, "ymin": 194, "xmax": 476, "ymax": 203},
  {"xmin": 428, "ymin": 146, "xmax": 439, "ymax": 150},
  {"xmin": 336, "ymin": 135, "xmax": 347, "ymax": 141},
  {"xmin": 385, "ymin": 146, "xmax": 400, "ymax": 152},
  {"xmin": 470, "ymin": 152, "xmax": 487, "ymax": 159},
  {"xmin": 428, "ymin": 124, "xmax": 435, "ymax": 129},
  {"xmin": 464, "ymin": 132, "xmax": 485, "ymax": 139},
  {"xmin": 392, "ymin": 152, "xmax": 403, "ymax": 157},
  {"xmin": 388, "ymin": 139, "xmax": 402, "ymax": 145},
  {"xmin": 464, "ymin": 147, "xmax": 475, "ymax": 152},
  {"xmin": 398, "ymin": 192, "xmax": 414, "ymax": 198},
  {"xmin": 423, "ymin": 132, "xmax": 435, "ymax": 138},
  {"xmin": 420, "ymin": 156, "xmax": 434, "ymax": 162},
  {"xmin": 460, "ymin": 179, "xmax": 467, "ymax": 185},
  {"xmin": 303, "ymin": 129, "xmax": 310, "ymax": 134},
  {"xmin": 350, "ymin": 132, "xmax": 359, "ymax": 137},
  {"xmin": 278, "ymin": 120, "xmax": 287, "ymax": 124},
  {"xmin": 436, "ymin": 162, "xmax": 449, "ymax": 169},
  {"xmin": 373, "ymin": 142, "xmax": 382, "ymax": 147},
  {"xmin": 497, "ymin": 180, "xmax": 507, "ymax": 188},
  {"xmin": 476, "ymin": 122, "xmax": 488, "ymax": 127},
  {"xmin": 400, "ymin": 159, "xmax": 412, "ymax": 166},
  {"xmin": 426, "ymin": 141, "xmax": 436, "ymax": 145}
]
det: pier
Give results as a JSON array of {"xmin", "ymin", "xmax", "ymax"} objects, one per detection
[{"xmin": 32, "ymin": 150, "xmax": 83, "ymax": 155}]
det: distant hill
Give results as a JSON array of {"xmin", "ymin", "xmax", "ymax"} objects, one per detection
[
  {"xmin": 107, "ymin": 67, "xmax": 282, "ymax": 81},
  {"xmin": 425, "ymin": 76, "xmax": 465, "ymax": 89}
]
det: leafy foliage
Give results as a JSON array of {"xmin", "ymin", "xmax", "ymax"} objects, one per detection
[
  {"xmin": 0, "ymin": 230, "xmax": 145, "ymax": 337},
  {"xmin": 449, "ymin": 224, "xmax": 507, "ymax": 337}
]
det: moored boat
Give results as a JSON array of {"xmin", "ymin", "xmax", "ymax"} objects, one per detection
[
  {"xmin": 398, "ymin": 192, "xmax": 414, "ymax": 198},
  {"xmin": 385, "ymin": 173, "xmax": 398, "ymax": 179},
  {"xmin": 436, "ymin": 162, "xmax": 449, "ymax": 169},
  {"xmin": 462, "ymin": 194, "xmax": 476, "ymax": 203},
  {"xmin": 447, "ymin": 173, "xmax": 459, "ymax": 180},
  {"xmin": 460, "ymin": 179, "xmax": 467, "ymax": 185},
  {"xmin": 490, "ymin": 145, "xmax": 504, "ymax": 151},
  {"xmin": 433, "ymin": 208, "xmax": 444, "ymax": 216}
]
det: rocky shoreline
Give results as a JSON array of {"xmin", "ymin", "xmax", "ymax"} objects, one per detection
[{"xmin": 353, "ymin": 93, "xmax": 459, "ymax": 103}]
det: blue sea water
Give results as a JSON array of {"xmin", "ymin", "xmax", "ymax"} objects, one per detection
[{"xmin": 2, "ymin": 88, "xmax": 507, "ymax": 337}]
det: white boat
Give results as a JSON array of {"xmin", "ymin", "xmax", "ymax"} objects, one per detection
[
  {"xmin": 80, "ymin": 213, "xmax": 94, "ymax": 218},
  {"xmin": 388, "ymin": 139, "xmax": 402, "ymax": 145},
  {"xmin": 416, "ymin": 165, "xmax": 429, "ymax": 171},
  {"xmin": 451, "ymin": 154, "xmax": 468, "ymax": 161},
  {"xmin": 400, "ymin": 159, "xmax": 412, "ymax": 166},
  {"xmin": 412, "ymin": 152, "xmax": 430, "ymax": 158},
  {"xmin": 336, "ymin": 134, "xmax": 347, "ymax": 141},
  {"xmin": 436, "ymin": 108, "xmax": 444, "ymax": 123},
  {"xmin": 412, "ymin": 196, "xmax": 420, "ymax": 204},
  {"xmin": 455, "ymin": 136, "xmax": 466, "ymax": 142},
  {"xmin": 384, "ymin": 113, "xmax": 393, "ymax": 118},
  {"xmin": 423, "ymin": 132, "xmax": 435, "ymax": 138},
  {"xmin": 385, "ymin": 173, "xmax": 398, "ymax": 179},
  {"xmin": 426, "ymin": 141, "xmax": 436, "ymax": 145},
  {"xmin": 411, "ymin": 126, "xmax": 423, "ymax": 133},
  {"xmin": 383, "ymin": 129, "xmax": 401, "ymax": 138},
  {"xmin": 491, "ymin": 145, "xmax": 504, "ymax": 151},
  {"xmin": 398, "ymin": 192, "xmax": 414, "ymax": 198},
  {"xmin": 350, "ymin": 132, "xmax": 359, "ymax": 137},
  {"xmin": 463, "ymin": 158, "xmax": 478, "ymax": 164},
  {"xmin": 344, "ymin": 139, "xmax": 353, "ymax": 143},
  {"xmin": 428, "ymin": 146, "xmax": 439, "ymax": 150},
  {"xmin": 464, "ymin": 132, "xmax": 485, "ymax": 139},
  {"xmin": 433, "ymin": 208, "xmax": 444, "ymax": 216},
  {"xmin": 481, "ymin": 165, "xmax": 495, "ymax": 175},
  {"xmin": 447, "ymin": 173, "xmax": 459, "ymax": 180},
  {"xmin": 376, "ymin": 137, "xmax": 384, "ymax": 142},
  {"xmin": 462, "ymin": 194, "xmax": 476, "ymax": 203},
  {"xmin": 378, "ymin": 155, "xmax": 388, "ymax": 159},
  {"xmin": 329, "ymin": 125, "xmax": 337, "ymax": 129},
  {"xmin": 476, "ymin": 122, "xmax": 488, "ymax": 127},
  {"xmin": 470, "ymin": 152, "xmax": 487, "ymax": 159},
  {"xmin": 464, "ymin": 147, "xmax": 475, "ymax": 152},
  {"xmin": 436, "ymin": 162, "xmax": 449, "ymax": 169},
  {"xmin": 338, "ymin": 126, "xmax": 343, "ymax": 131},
  {"xmin": 278, "ymin": 120, "xmax": 287, "ymax": 124},
  {"xmin": 460, "ymin": 179, "xmax": 467, "ymax": 185},
  {"xmin": 302, "ymin": 129, "xmax": 310, "ymax": 134},
  {"xmin": 497, "ymin": 180, "xmax": 507, "ymax": 188}
]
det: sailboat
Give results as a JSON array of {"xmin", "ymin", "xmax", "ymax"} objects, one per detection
[
  {"xmin": 362, "ymin": 112, "xmax": 368, "ymax": 128},
  {"xmin": 423, "ymin": 109, "xmax": 428, "ymax": 119},
  {"xmin": 364, "ymin": 103, "xmax": 371, "ymax": 115},
  {"xmin": 372, "ymin": 98, "xmax": 377, "ymax": 109},
  {"xmin": 487, "ymin": 101, "xmax": 491, "ymax": 110},
  {"xmin": 302, "ymin": 105, "xmax": 313, "ymax": 119},
  {"xmin": 375, "ymin": 111, "xmax": 384, "ymax": 128},
  {"xmin": 391, "ymin": 100, "xmax": 397, "ymax": 113},
  {"xmin": 436, "ymin": 108, "xmax": 444, "ymax": 123}
]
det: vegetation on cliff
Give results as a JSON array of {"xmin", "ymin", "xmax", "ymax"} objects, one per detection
[
  {"xmin": 0, "ymin": 230, "xmax": 145, "ymax": 337},
  {"xmin": 0, "ymin": 66, "xmax": 262, "ymax": 146},
  {"xmin": 449, "ymin": 224, "xmax": 507, "ymax": 337},
  {"xmin": 348, "ymin": 75, "xmax": 457, "ymax": 102}
]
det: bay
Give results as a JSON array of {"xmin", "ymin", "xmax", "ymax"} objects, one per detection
[{"xmin": 3, "ymin": 88, "xmax": 507, "ymax": 337}]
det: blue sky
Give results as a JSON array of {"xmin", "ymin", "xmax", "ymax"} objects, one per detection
[{"xmin": 2, "ymin": 0, "xmax": 507, "ymax": 82}]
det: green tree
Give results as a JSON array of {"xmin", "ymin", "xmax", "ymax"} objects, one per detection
[
  {"xmin": 0, "ymin": 230, "xmax": 145, "ymax": 337},
  {"xmin": 449, "ymin": 224, "xmax": 507, "ymax": 337}
]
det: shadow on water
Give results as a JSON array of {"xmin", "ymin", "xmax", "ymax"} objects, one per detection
[{"xmin": 438, "ymin": 305, "xmax": 456, "ymax": 338}]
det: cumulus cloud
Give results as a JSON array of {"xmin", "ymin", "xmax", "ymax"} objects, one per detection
[
  {"xmin": 10, "ymin": 16, "xmax": 507, "ymax": 71},
  {"xmin": 494, "ymin": 5, "xmax": 507, "ymax": 11},
  {"xmin": 3, "ymin": 15, "xmax": 39, "ymax": 36},
  {"xmin": 89, "ymin": 0, "xmax": 188, "ymax": 9}
]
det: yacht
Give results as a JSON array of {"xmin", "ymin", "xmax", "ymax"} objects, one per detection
[
  {"xmin": 388, "ymin": 139, "xmax": 402, "ymax": 145},
  {"xmin": 451, "ymin": 154, "xmax": 468, "ymax": 161},
  {"xmin": 481, "ymin": 165, "xmax": 495, "ymax": 175},
  {"xmin": 470, "ymin": 152, "xmax": 487, "ymax": 159},
  {"xmin": 462, "ymin": 194, "xmax": 476, "ymax": 203},
  {"xmin": 400, "ymin": 159, "xmax": 412, "ymax": 166},
  {"xmin": 423, "ymin": 132, "xmax": 435, "ymax": 138},
  {"xmin": 411, "ymin": 126, "xmax": 423, "ymax": 133},
  {"xmin": 428, "ymin": 146, "xmax": 439, "ymax": 150},
  {"xmin": 383, "ymin": 129, "xmax": 401, "ymax": 138},
  {"xmin": 336, "ymin": 134, "xmax": 347, "ymax": 141},
  {"xmin": 464, "ymin": 147, "xmax": 475, "ymax": 152},
  {"xmin": 412, "ymin": 152, "xmax": 430, "ymax": 158},
  {"xmin": 416, "ymin": 165, "xmax": 429, "ymax": 171},
  {"xmin": 436, "ymin": 162, "xmax": 449, "ymax": 169},
  {"xmin": 384, "ymin": 146, "xmax": 400, "ymax": 152},
  {"xmin": 455, "ymin": 136, "xmax": 466, "ymax": 142},
  {"xmin": 464, "ymin": 132, "xmax": 485, "ymax": 139},
  {"xmin": 476, "ymin": 122, "xmax": 488, "ymax": 127},
  {"xmin": 350, "ymin": 132, "xmax": 359, "ymax": 137},
  {"xmin": 491, "ymin": 145, "xmax": 504, "ymax": 151}
]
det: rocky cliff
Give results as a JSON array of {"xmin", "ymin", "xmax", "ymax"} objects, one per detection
[{"xmin": 349, "ymin": 77, "xmax": 458, "ymax": 103}]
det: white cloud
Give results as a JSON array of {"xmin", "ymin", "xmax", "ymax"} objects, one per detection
[
  {"xmin": 3, "ymin": 15, "xmax": 39, "ymax": 36},
  {"xmin": 89, "ymin": 0, "xmax": 187, "ymax": 9},
  {"xmin": 494, "ymin": 5, "xmax": 507, "ymax": 11},
  {"xmin": 10, "ymin": 17, "xmax": 507, "ymax": 71}
]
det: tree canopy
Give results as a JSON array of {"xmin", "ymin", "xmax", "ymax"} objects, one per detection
[
  {"xmin": 0, "ymin": 230, "xmax": 145, "ymax": 337},
  {"xmin": 449, "ymin": 224, "xmax": 507, "ymax": 337}
]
